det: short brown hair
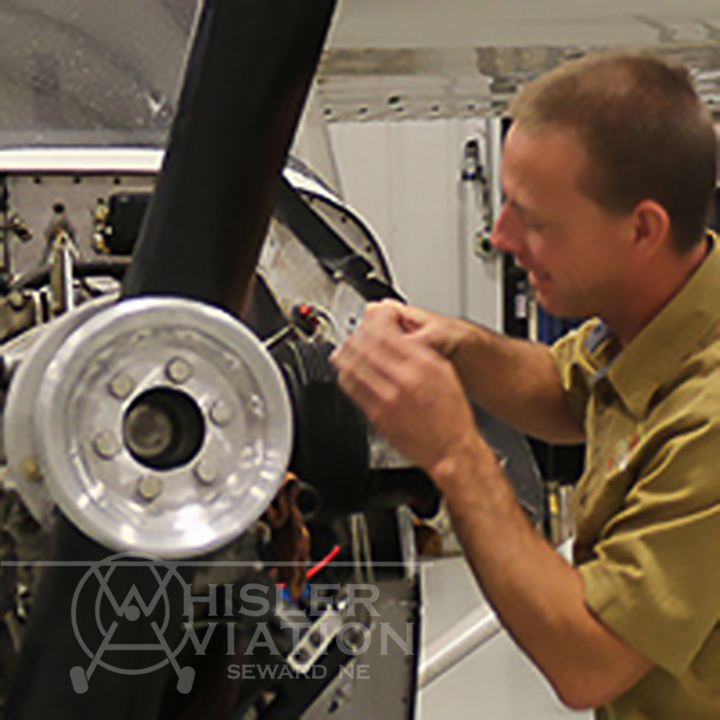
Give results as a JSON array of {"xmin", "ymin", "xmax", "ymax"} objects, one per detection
[{"xmin": 510, "ymin": 52, "xmax": 718, "ymax": 253}]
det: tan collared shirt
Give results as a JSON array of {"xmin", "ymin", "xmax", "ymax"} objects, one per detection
[{"xmin": 551, "ymin": 243, "xmax": 720, "ymax": 719}]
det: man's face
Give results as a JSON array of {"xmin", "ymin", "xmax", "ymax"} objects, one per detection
[{"xmin": 491, "ymin": 123, "xmax": 635, "ymax": 320}]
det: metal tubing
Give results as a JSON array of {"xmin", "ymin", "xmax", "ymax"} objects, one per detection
[
  {"xmin": 418, "ymin": 541, "xmax": 575, "ymax": 690},
  {"xmin": 418, "ymin": 604, "xmax": 502, "ymax": 689}
]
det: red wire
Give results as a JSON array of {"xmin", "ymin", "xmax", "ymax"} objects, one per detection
[
  {"xmin": 274, "ymin": 544, "xmax": 343, "ymax": 589},
  {"xmin": 306, "ymin": 544, "xmax": 342, "ymax": 580}
]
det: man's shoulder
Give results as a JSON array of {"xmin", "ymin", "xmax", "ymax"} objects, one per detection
[{"xmin": 647, "ymin": 340, "xmax": 720, "ymax": 434}]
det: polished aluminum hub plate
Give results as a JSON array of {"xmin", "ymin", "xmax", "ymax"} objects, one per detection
[{"xmin": 30, "ymin": 297, "xmax": 292, "ymax": 558}]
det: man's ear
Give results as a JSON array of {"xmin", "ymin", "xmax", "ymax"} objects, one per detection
[{"xmin": 630, "ymin": 200, "xmax": 671, "ymax": 259}]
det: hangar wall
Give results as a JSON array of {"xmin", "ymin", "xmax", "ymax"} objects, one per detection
[{"xmin": 329, "ymin": 118, "xmax": 504, "ymax": 331}]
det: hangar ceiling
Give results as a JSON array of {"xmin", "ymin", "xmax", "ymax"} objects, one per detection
[
  {"xmin": 320, "ymin": 0, "xmax": 720, "ymax": 120},
  {"xmin": 329, "ymin": 0, "xmax": 720, "ymax": 49}
]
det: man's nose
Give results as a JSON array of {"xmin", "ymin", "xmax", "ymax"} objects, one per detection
[{"xmin": 490, "ymin": 204, "xmax": 523, "ymax": 255}]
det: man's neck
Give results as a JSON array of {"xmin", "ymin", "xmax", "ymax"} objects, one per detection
[{"xmin": 609, "ymin": 237, "xmax": 710, "ymax": 347}]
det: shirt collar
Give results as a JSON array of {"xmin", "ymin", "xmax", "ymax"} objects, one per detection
[{"xmin": 604, "ymin": 237, "xmax": 720, "ymax": 419}]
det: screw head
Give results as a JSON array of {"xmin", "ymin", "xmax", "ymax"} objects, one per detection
[
  {"xmin": 343, "ymin": 627, "xmax": 364, "ymax": 651},
  {"xmin": 21, "ymin": 457, "xmax": 42, "ymax": 483},
  {"xmin": 108, "ymin": 372, "xmax": 135, "ymax": 400},
  {"xmin": 93, "ymin": 431, "xmax": 120, "ymax": 460},
  {"xmin": 165, "ymin": 357, "xmax": 193, "ymax": 384},
  {"xmin": 334, "ymin": 589, "xmax": 349, "ymax": 611},
  {"xmin": 194, "ymin": 458, "xmax": 218, "ymax": 485},
  {"xmin": 7, "ymin": 290, "xmax": 25, "ymax": 311},
  {"xmin": 249, "ymin": 394, "xmax": 264, "ymax": 418},
  {"xmin": 209, "ymin": 399, "xmax": 234, "ymax": 427},
  {"xmin": 137, "ymin": 476, "xmax": 163, "ymax": 501}
]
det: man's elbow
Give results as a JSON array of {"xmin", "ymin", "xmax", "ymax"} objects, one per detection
[
  {"xmin": 551, "ymin": 671, "xmax": 628, "ymax": 711},
  {"xmin": 551, "ymin": 662, "xmax": 649, "ymax": 712},
  {"xmin": 555, "ymin": 684, "xmax": 601, "ymax": 712}
]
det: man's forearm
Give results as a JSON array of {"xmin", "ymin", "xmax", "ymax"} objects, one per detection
[
  {"xmin": 449, "ymin": 320, "xmax": 584, "ymax": 444},
  {"xmin": 430, "ymin": 436, "xmax": 651, "ymax": 709}
]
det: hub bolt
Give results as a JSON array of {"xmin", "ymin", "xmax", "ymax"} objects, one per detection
[
  {"xmin": 194, "ymin": 458, "xmax": 218, "ymax": 485},
  {"xmin": 210, "ymin": 399, "xmax": 234, "ymax": 427},
  {"xmin": 93, "ymin": 431, "xmax": 120, "ymax": 460},
  {"xmin": 166, "ymin": 357, "xmax": 193, "ymax": 385},
  {"xmin": 137, "ymin": 476, "xmax": 163, "ymax": 501},
  {"xmin": 108, "ymin": 372, "xmax": 135, "ymax": 400}
]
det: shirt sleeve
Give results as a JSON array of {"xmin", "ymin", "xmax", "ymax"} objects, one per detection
[{"xmin": 578, "ymin": 408, "xmax": 720, "ymax": 676}]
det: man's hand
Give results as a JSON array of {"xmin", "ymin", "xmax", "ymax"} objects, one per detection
[
  {"xmin": 370, "ymin": 299, "xmax": 468, "ymax": 359},
  {"xmin": 342, "ymin": 301, "xmax": 584, "ymax": 445},
  {"xmin": 330, "ymin": 301, "xmax": 484, "ymax": 474}
]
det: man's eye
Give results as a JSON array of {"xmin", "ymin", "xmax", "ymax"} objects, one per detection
[{"xmin": 524, "ymin": 217, "xmax": 546, "ymax": 231}]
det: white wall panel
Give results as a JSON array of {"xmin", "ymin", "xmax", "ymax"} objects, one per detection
[
  {"xmin": 327, "ymin": 122, "xmax": 395, "ymax": 252},
  {"xmin": 330, "ymin": 120, "xmax": 462, "ymax": 315},
  {"xmin": 329, "ymin": 118, "xmax": 503, "ymax": 327},
  {"xmin": 388, "ymin": 120, "xmax": 462, "ymax": 316},
  {"xmin": 458, "ymin": 117, "xmax": 504, "ymax": 331}
]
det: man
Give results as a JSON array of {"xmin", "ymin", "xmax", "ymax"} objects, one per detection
[{"xmin": 331, "ymin": 53, "xmax": 720, "ymax": 718}]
